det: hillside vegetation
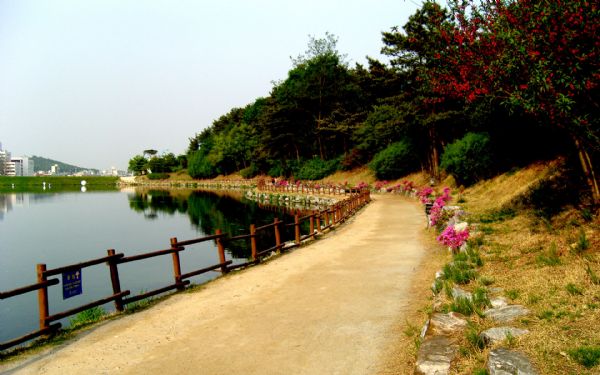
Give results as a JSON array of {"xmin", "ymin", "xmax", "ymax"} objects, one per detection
[
  {"xmin": 129, "ymin": 0, "xmax": 599, "ymax": 206},
  {"xmin": 31, "ymin": 156, "xmax": 99, "ymax": 174}
]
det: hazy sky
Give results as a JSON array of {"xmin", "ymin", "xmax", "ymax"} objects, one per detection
[{"xmin": 0, "ymin": 0, "xmax": 420, "ymax": 170}]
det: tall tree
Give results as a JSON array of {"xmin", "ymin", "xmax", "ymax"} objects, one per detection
[
  {"xmin": 381, "ymin": 1, "xmax": 458, "ymax": 177},
  {"xmin": 433, "ymin": 0, "xmax": 600, "ymax": 202}
]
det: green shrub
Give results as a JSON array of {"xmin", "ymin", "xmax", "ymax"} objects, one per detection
[
  {"xmin": 239, "ymin": 163, "xmax": 259, "ymax": 179},
  {"xmin": 146, "ymin": 173, "xmax": 169, "ymax": 180},
  {"xmin": 267, "ymin": 164, "xmax": 284, "ymax": 177},
  {"xmin": 295, "ymin": 157, "xmax": 339, "ymax": 180},
  {"xmin": 440, "ymin": 132, "xmax": 493, "ymax": 186},
  {"xmin": 188, "ymin": 152, "xmax": 217, "ymax": 179},
  {"xmin": 368, "ymin": 140, "xmax": 417, "ymax": 180}
]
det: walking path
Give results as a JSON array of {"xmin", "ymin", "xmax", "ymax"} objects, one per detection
[{"xmin": 4, "ymin": 195, "xmax": 435, "ymax": 375}]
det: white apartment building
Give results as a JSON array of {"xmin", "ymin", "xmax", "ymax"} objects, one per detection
[{"xmin": 6, "ymin": 156, "xmax": 34, "ymax": 176}]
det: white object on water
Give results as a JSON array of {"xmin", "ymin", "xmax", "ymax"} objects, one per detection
[
  {"xmin": 81, "ymin": 180, "xmax": 87, "ymax": 186},
  {"xmin": 81, "ymin": 186, "xmax": 87, "ymax": 193}
]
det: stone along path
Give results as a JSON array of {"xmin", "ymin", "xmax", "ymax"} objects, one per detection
[{"xmin": 6, "ymin": 195, "xmax": 428, "ymax": 375}]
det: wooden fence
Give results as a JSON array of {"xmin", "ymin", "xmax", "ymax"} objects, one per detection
[{"xmin": 0, "ymin": 191, "xmax": 370, "ymax": 352}]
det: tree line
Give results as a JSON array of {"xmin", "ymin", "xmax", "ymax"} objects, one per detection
[{"xmin": 129, "ymin": 0, "xmax": 599, "ymax": 203}]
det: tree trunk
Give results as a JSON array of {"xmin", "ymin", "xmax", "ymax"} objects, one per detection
[
  {"xmin": 428, "ymin": 126, "xmax": 440, "ymax": 180},
  {"xmin": 574, "ymin": 137, "xmax": 600, "ymax": 205}
]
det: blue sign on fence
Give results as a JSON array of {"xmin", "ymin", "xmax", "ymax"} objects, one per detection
[{"xmin": 62, "ymin": 269, "xmax": 82, "ymax": 299}]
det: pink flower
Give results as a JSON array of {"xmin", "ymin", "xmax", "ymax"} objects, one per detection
[
  {"xmin": 437, "ymin": 225, "xmax": 470, "ymax": 248},
  {"xmin": 417, "ymin": 187, "xmax": 434, "ymax": 203}
]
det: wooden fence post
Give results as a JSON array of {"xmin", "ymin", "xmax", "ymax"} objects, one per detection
[
  {"xmin": 315, "ymin": 211, "xmax": 321, "ymax": 233},
  {"xmin": 107, "ymin": 249, "xmax": 124, "ymax": 312},
  {"xmin": 215, "ymin": 229, "xmax": 228, "ymax": 274},
  {"xmin": 250, "ymin": 224, "xmax": 258, "ymax": 261},
  {"xmin": 36, "ymin": 264, "xmax": 49, "ymax": 332},
  {"xmin": 333, "ymin": 205, "xmax": 338, "ymax": 224},
  {"xmin": 170, "ymin": 237, "xmax": 185, "ymax": 291},
  {"xmin": 294, "ymin": 214, "xmax": 301, "ymax": 245},
  {"xmin": 274, "ymin": 218, "xmax": 281, "ymax": 253},
  {"xmin": 310, "ymin": 213, "xmax": 315, "ymax": 239}
]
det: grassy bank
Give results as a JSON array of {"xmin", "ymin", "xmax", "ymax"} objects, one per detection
[
  {"xmin": 0, "ymin": 176, "xmax": 119, "ymax": 186},
  {"xmin": 403, "ymin": 160, "xmax": 599, "ymax": 374},
  {"xmin": 0, "ymin": 176, "xmax": 119, "ymax": 193}
]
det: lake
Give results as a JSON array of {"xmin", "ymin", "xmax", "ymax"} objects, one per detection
[{"xmin": 0, "ymin": 187, "xmax": 304, "ymax": 345}]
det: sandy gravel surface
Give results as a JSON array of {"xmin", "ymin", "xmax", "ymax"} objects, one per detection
[{"xmin": 4, "ymin": 195, "xmax": 432, "ymax": 375}]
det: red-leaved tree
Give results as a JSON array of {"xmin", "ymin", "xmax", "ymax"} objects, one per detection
[{"xmin": 431, "ymin": 0, "xmax": 599, "ymax": 203}]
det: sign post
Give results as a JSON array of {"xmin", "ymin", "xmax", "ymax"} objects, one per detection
[{"xmin": 62, "ymin": 269, "xmax": 82, "ymax": 299}]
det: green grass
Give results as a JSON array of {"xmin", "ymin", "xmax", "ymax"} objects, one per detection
[
  {"xmin": 68, "ymin": 306, "xmax": 106, "ymax": 329},
  {"xmin": 572, "ymin": 230, "xmax": 590, "ymax": 254},
  {"xmin": 478, "ymin": 207, "xmax": 516, "ymax": 223},
  {"xmin": 450, "ymin": 296, "xmax": 478, "ymax": 316},
  {"xmin": 465, "ymin": 323, "xmax": 485, "ymax": 351},
  {"xmin": 124, "ymin": 296, "xmax": 155, "ymax": 313},
  {"xmin": 565, "ymin": 283, "xmax": 583, "ymax": 296},
  {"xmin": 585, "ymin": 264, "xmax": 600, "ymax": 285},
  {"xmin": 568, "ymin": 346, "xmax": 600, "ymax": 368},
  {"xmin": 0, "ymin": 176, "xmax": 119, "ymax": 193},
  {"xmin": 442, "ymin": 261, "xmax": 478, "ymax": 285},
  {"xmin": 505, "ymin": 288, "xmax": 520, "ymax": 300},
  {"xmin": 535, "ymin": 242, "xmax": 561, "ymax": 267}
]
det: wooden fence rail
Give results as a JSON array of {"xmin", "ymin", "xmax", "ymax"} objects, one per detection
[{"xmin": 0, "ymin": 190, "xmax": 370, "ymax": 352}]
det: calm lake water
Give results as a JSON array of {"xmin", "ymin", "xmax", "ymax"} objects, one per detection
[{"xmin": 0, "ymin": 188, "xmax": 303, "ymax": 345}]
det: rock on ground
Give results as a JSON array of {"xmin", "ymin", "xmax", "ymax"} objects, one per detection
[
  {"xmin": 415, "ymin": 336, "xmax": 457, "ymax": 375},
  {"xmin": 480, "ymin": 327, "xmax": 529, "ymax": 345},
  {"xmin": 484, "ymin": 305, "xmax": 529, "ymax": 323},
  {"xmin": 488, "ymin": 347, "xmax": 538, "ymax": 375}
]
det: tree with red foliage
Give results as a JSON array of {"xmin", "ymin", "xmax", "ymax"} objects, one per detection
[{"xmin": 431, "ymin": 0, "xmax": 599, "ymax": 203}]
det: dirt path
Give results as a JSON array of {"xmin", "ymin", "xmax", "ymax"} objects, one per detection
[{"xmin": 4, "ymin": 195, "xmax": 437, "ymax": 375}]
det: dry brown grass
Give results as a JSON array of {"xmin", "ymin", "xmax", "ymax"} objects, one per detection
[
  {"xmin": 320, "ymin": 166, "xmax": 376, "ymax": 185},
  {"xmin": 437, "ymin": 161, "xmax": 600, "ymax": 374}
]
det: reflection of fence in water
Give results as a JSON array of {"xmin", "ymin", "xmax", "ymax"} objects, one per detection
[{"xmin": 0, "ymin": 191, "xmax": 370, "ymax": 352}]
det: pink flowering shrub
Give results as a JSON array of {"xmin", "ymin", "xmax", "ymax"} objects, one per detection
[
  {"xmin": 374, "ymin": 180, "xmax": 389, "ymax": 190},
  {"xmin": 437, "ymin": 224, "xmax": 470, "ymax": 248},
  {"xmin": 429, "ymin": 187, "xmax": 453, "ymax": 226},
  {"xmin": 402, "ymin": 180, "xmax": 415, "ymax": 193},
  {"xmin": 417, "ymin": 187, "xmax": 434, "ymax": 203},
  {"xmin": 356, "ymin": 181, "xmax": 369, "ymax": 190}
]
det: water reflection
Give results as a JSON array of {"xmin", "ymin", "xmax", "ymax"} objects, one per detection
[
  {"xmin": 0, "ymin": 193, "xmax": 57, "ymax": 221},
  {"xmin": 126, "ymin": 189, "xmax": 308, "ymax": 259}
]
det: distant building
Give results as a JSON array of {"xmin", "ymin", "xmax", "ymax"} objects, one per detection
[
  {"xmin": 50, "ymin": 164, "xmax": 59, "ymax": 175},
  {"xmin": 0, "ymin": 149, "xmax": 11, "ymax": 176},
  {"xmin": 7, "ymin": 156, "xmax": 34, "ymax": 176}
]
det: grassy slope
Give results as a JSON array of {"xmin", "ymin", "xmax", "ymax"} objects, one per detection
[{"xmin": 434, "ymin": 161, "xmax": 599, "ymax": 374}]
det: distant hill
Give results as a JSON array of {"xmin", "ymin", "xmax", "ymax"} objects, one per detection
[{"xmin": 31, "ymin": 156, "xmax": 99, "ymax": 174}]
